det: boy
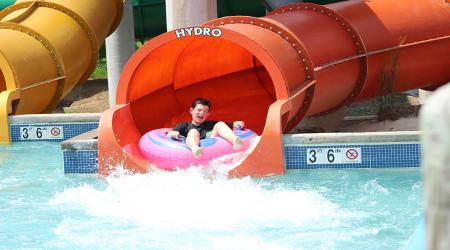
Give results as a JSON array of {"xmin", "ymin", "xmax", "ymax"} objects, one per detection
[{"xmin": 167, "ymin": 98, "xmax": 245, "ymax": 159}]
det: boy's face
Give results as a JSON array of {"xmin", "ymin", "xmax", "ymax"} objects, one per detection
[{"xmin": 190, "ymin": 104, "xmax": 210, "ymax": 125}]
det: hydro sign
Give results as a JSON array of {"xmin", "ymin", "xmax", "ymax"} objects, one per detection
[{"xmin": 175, "ymin": 27, "xmax": 222, "ymax": 39}]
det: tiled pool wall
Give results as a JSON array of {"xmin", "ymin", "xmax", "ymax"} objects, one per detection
[
  {"xmin": 64, "ymin": 142, "xmax": 421, "ymax": 174},
  {"xmin": 63, "ymin": 150, "xmax": 98, "ymax": 174},
  {"xmin": 10, "ymin": 122, "xmax": 99, "ymax": 142},
  {"xmin": 284, "ymin": 143, "xmax": 420, "ymax": 169},
  {"xmin": 8, "ymin": 114, "xmax": 100, "ymax": 174},
  {"xmin": 8, "ymin": 115, "xmax": 422, "ymax": 173},
  {"xmin": 283, "ymin": 132, "xmax": 421, "ymax": 169},
  {"xmin": 9, "ymin": 114, "xmax": 99, "ymax": 142}
]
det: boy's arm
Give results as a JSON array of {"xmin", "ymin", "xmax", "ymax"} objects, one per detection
[
  {"xmin": 167, "ymin": 130, "xmax": 180, "ymax": 139},
  {"xmin": 168, "ymin": 123, "xmax": 185, "ymax": 139}
]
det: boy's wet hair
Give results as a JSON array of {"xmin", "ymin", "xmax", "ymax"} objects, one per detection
[{"xmin": 192, "ymin": 98, "xmax": 211, "ymax": 109}]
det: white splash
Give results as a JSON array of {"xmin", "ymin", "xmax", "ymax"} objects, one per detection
[
  {"xmin": 361, "ymin": 178, "xmax": 390, "ymax": 195},
  {"xmin": 48, "ymin": 136, "xmax": 357, "ymax": 248},
  {"xmin": 50, "ymin": 167, "xmax": 342, "ymax": 231}
]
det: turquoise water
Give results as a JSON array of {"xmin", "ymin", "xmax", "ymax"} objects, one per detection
[{"xmin": 0, "ymin": 142, "xmax": 423, "ymax": 249}]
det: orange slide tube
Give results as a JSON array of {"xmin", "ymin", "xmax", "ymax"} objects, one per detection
[
  {"xmin": 98, "ymin": 0, "xmax": 450, "ymax": 176},
  {"xmin": 0, "ymin": 0, "xmax": 123, "ymax": 143}
]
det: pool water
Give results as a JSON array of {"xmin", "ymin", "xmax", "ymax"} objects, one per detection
[{"xmin": 0, "ymin": 142, "xmax": 423, "ymax": 249}]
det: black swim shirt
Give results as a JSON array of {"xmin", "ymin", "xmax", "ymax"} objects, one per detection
[{"xmin": 173, "ymin": 121, "xmax": 231, "ymax": 139}]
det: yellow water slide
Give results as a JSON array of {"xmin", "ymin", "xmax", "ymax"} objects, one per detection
[{"xmin": 0, "ymin": 0, "xmax": 123, "ymax": 143}]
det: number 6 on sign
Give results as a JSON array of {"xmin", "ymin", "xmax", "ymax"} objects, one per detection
[{"xmin": 307, "ymin": 147, "xmax": 361, "ymax": 164}]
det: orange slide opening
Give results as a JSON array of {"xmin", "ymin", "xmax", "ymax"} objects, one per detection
[
  {"xmin": 99, "ymin": 27, "xmax": 294, "ymax": 174},
  {"xmin": 125, "ymin": 36, "xmax": 276, "ymax": 136}
]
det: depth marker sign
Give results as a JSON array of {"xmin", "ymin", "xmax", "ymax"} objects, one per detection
[
  {"xmin": 20, "ymin": 126, "xmax": 64, "ymax": 140},
  {"xmin": 307, "ymin": 147, "xmax": 362, "ymax": 164}
]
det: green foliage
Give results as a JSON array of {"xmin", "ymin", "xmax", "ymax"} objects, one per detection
[
  {"xmin": 91, "ymin": 57, "xmax": 107, "ymax": 79},
  {"xmin": 90, "ymin": 40, "xmax": 147, "ymax": 79}
]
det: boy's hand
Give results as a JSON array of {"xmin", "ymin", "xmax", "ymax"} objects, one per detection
[
  {"xmin": 167, "ymin": 131, "xmax": 180, "ymax": 140},
  {"xmin": 233, "ymin": 121, "xmax": 245, "ymax": 129}
]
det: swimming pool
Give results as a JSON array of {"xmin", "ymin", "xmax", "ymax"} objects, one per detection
[{"xmin": 0, "ymin": 142, "xmax": 422, "ymax": 249}]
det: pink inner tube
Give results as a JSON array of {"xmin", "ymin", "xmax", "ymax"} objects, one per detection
[{"xmin": 139, "ymin": 128, "xmax": 257, "ymax": 170}]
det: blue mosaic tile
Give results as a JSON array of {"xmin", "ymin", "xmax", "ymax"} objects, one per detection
[
  {"xmin": 10, "ymin": 122, "xmax": 98, "ymax": 142},
  {"xmin": 63, "ymin": 150, "xmax": 98, "ymax": 173},
  {"xmin": 284, "ymin": 143, "xmax": 421, "ymax": 169},
  {"xmin": 62, "ymin": 143, "xmax": 421, "ymax": 174}
]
